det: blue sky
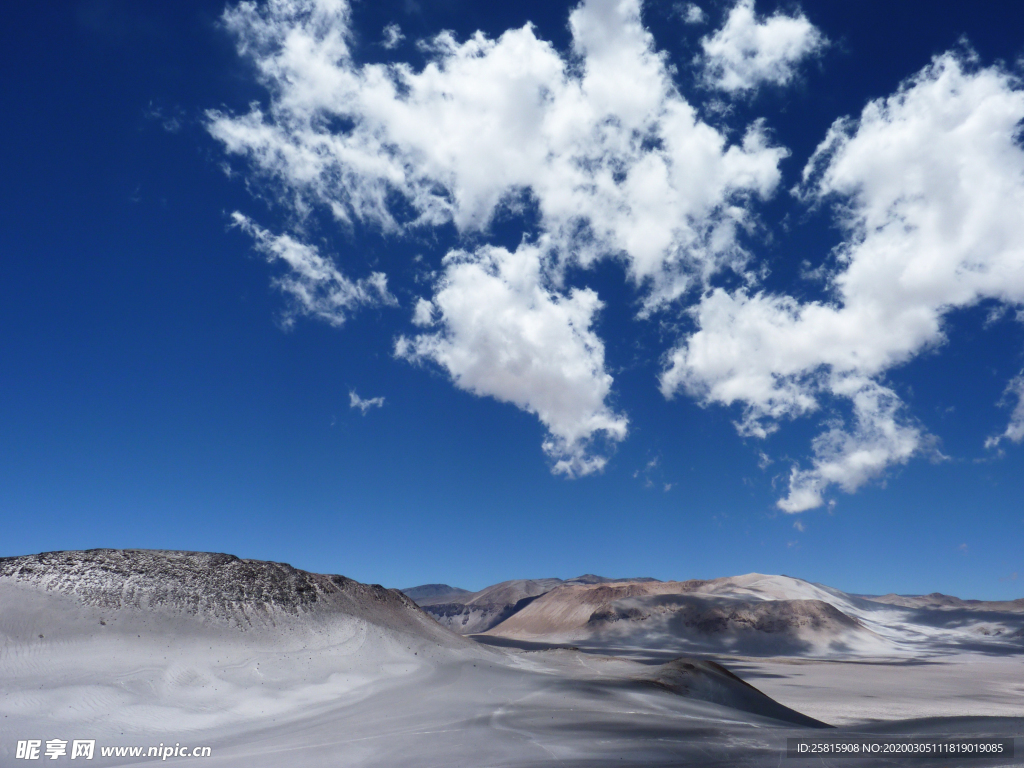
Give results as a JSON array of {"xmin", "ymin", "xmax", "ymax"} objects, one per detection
[{"xmin": 2, "ymin": 0, "xmax": 1023, "ymax": 598}]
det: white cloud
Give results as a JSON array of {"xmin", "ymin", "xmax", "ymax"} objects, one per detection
[
  {"xmin": 411, "ymin": 297, "xmax": 435, "ymax": 327},
  {"xmin": 208, "ymin": 0, "xmax": 786, "ymax": 294},
  {"xmin": 664, "ymin": 51, "xmax": 1024, "ymax": 510},
  {"xmin": 349, "ymin": 390, "xmax": 385, "ymax": 414},
  {"xmin": 395, "ymin": 243, "xmax": 627, "ymax": 476},
  {"xmin": 211, "ymin": 3, "xmax": 1024, "ymax": 501},
  {"xmin": 230, "ymin": 213, "xmax": 395, "ymax": 327},
  {"xmin": 700, "ymin": 0, "xmax": 826, "ymax": 94},
  {"xmin": 678, "ymin": 3, "xmax": 705, "ymax": 24},
  {"xmin": 209, "ymin": 0, "xmax": 787, "ymax": 473},
  {"xmin": 780, "ymin": 378, "xmax": 922, "ymax": 512},
  {"xmin": 381, "ymin": 23, "xmax": 404, "ymax": 49},
  {"xmin": 986, "ymin": 373, "xmax": 1024, "ymax": 449}
]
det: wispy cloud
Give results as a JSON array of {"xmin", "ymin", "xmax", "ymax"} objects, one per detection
[
  {"xmin": 145, "ymin": 101, "xmax": 186, "ymax": 133},
  {"xmin": 634, "ymin": 455, "xmax": 670, "ymax": 489},
  {"xmin": 676, "ymin": 3, "xmax": 705, "ymax": 24},
  {"xmin": 985, "ymin": 373, "xmax": 1024, "ymax": 449},
  {"xmin": 230, "ymin": 213, "xmax": 395, "ymax": 328},
  {"xmin": 381, "ymin": 23, "xmax": 404, "ymax": 49},
  {"xmin": 350, "ymin": 390, "xmax": 385, "ymax": 414}
]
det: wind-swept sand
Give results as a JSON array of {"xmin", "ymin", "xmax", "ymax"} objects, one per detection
[
  {"xmin": 2, "ymin": 554, "xmax": 1021, "ymax": 766},
  {"xmin": 725, "ymin": 655, "xmax": 1024, "ymax": 726}
]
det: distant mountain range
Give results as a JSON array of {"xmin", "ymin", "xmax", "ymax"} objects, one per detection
[
  {"xmin": 401, "ymin": 575, "xmax": 662, "ymax": 634},
  {"xmin": 404, "ymin": 573, "xmax": 1024, "ymax": 659},
  {"xmin": 854, "ymin": 591, "xmax": 1024, "ymax": 611}
]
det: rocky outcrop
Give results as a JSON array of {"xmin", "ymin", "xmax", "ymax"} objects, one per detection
[{"xmin": 0, "ymin": 549, "xmax": 450, "ymax": 640}]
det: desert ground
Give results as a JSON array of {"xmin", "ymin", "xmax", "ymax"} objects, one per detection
[{"xmin": 1, "ymin": 550, "xmax": 1021, "ymax": 766}]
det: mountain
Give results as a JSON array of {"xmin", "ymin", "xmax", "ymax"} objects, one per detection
[
  {"xmin": 414, "ymin": 578, "xmax": 563, "ymax": 634},
  {"xmin": 0, "ymin": 548, "xmax": 469, "ymax": 651},
  {"xmin": 401, "ymin": 583, "xmax": 473, "ymax": 605},
  {"xmin": 478, "ymin": 576, "xmax": 869, "ymax": 657},
  {"xmin": 404, "ymin": 574, "xmax": 661, "ymax": 634},
  {"xmin": 1, "ymin": 550, "xmax": 840, "ymax": 767},
  {"xmin": 477, "ymin": 573, "xmax": 1024, "ymax": 659},
  {"xmin": 858, "ymin": 592, "xmax": 1024, "ymax": 612}
]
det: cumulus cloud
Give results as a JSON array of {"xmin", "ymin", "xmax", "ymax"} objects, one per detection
[
  {"xmin": 395, "ymin": 243, "xmax": 627, "ymax": 476},
  {"xmin": 349, "ymin": 390, "xmax": 385, "ymax": 413},
  {"xmin": 664, "ymin": 51, "xmax": 1024, "ymax": 510},
  {"xmin": 986, "ymin": 373, "xmax": 1024, "ymax": 449},
  {"xmin": 231, "ymin": 213, "xmax": 395, "ymax": 327},
  {"xmin": 208, "ymin": 0, "xmax": 786, "ymax": 289},
  {"xmin": 211, "ymin": 1, "xmax": 1024, "ymax": 501},
  {"xmin": 209, "ymin": 0, "xmax": 786, "ymax": 472},
  {"xmin": 700, "ymin": 0, "xmax": 826, "ymax": 94}
]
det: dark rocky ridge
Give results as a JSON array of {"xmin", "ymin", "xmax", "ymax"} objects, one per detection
[{"xmin": 0, "ymin": 549, "xmax": 442, "ymax": 635}]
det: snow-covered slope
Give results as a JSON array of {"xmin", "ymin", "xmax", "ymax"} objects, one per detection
[
  {"xmin": 0, "ymin": 550, "xmax": 849, "ymax": 767},
  {"xmin": 0, "ymin": 550, "xmax": 484, "ymax": 743},
  {"xmin": 3, "ymin": 552, "xmax": 1021, "ymax": 766}
]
